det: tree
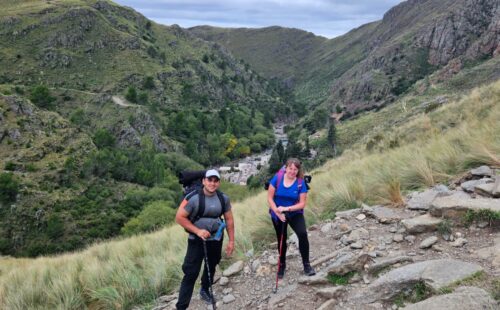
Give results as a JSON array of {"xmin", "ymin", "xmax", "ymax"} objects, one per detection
[
  {"xmin": 143, "ymin": 76, "xmax": 155, "ymax": 89},
  {"xmin": 268, "ymin": 140, "xmax": 285, "ymax": 173},
  {"xmin": 0, "ymin": 173, "xmax": 19, "ymax": 203},
  {"xmin": 125, "ymin": 87, "xmax": 138, "ymax": 103},
  {"xmin": 327, "ymin": 119, "xmax": 337, "ymax": 154},
  {"xmin": 285, "ymin": 141, "xmax": 301, "ymax": 159},
  {"xmin": 93, "ymin": 128, "xmax": 115, "ymax": 149},
  {"xmin": 202, "ymin": 54, "xmax": 210, "ymax": 63},
  {"xmin": 30, "ymin": 85, "xmax": 55, "ymax": 109}
]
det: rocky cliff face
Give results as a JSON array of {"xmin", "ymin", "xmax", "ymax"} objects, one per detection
[
  {"xmin": 190, "ymin": 0, "xmax": 499, "ymax": 118},
  {"xmin": 327, "ymin": 0, "xmax": 499, "ymax": 114}
]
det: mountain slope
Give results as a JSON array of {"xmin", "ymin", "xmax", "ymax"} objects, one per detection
[
  {"xmin": 0, "ymin": 0, "xmax": 282, "ymax": 257},
  {"xmin": 190, "ymin": 0, "xmax": 499, "ymax": 115},
  {"xmin": 189, "ymin": 25, "xmax": 327, "ymax": 88}
]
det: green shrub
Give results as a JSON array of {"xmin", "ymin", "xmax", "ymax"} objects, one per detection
[
  {"xmin": 327, "ymin": 271, "xmax": 356, "ymax": 285},
  {"xmin": 25, "ymin": 163, "xmax": 37, "ymax": 172},
  {"xmin": 46, "ymin": 214, "xmax": 65, "ymax": 239},
  {"xmin": 14, "ymin": 85, "xmax": 24, "ymax": 94},
  {"xmin": 437, "ymin": 219, "xmax": 452, "ymax": 235},
  {"xmin": 143, "ymin": 76, "xmax": 155, "ymax": 89},
  {"xmin": 0, "ymin": 172, "xmax": 19, "ymax": 203},
  {"xmin": 93, "ymin": 128, "xmax": 115, "ymax": 149},
  {"xmin": 30, "ymin": 85, "xmax": 55, "ymax": 109},
  {"xmin": 125, "ymin": 87, "xmax": 138, "ymax": 103},
  {"xmin": 70, "ymin": 109, "xmax": 90, "ymax": 126},
  {"xmin": 138, "ymin": 92, "xmax": 148, "ymax": 104},
  {"xmin": 393, "ymin": 281, "xmax": 431, "ymax": 306},
  {"xmin": 463, "ymin": 209, "xmax": 500, "ymax": 227},
  {"xmin": 121, "ymin": 200, "xmax": 176, "ymax": 235},
  {"xmin": 202, "ymin": 54, "xmax": 209, "ymax": 63},
  {"xmin": 4, "ymin": 161, "xmax": 16, "ymax": 171}
]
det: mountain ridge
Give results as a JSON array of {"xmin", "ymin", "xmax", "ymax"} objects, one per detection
[{"xmin": 189, "ymin": 0, "xmax": 499, "ymax": 115}]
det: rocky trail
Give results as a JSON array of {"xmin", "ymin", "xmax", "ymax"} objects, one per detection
[{"xmin": 153, "ymin": 166, "xmax": 499, "ymax": 310}]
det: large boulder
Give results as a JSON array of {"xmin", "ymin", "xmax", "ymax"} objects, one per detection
[
  {"xmin": 335, "ymin": 208, "xmax": 361, "ymax": 219},
  {"xmin": 351, "ymin": 259, "xmax": 483, "ymax": 303},
  {"xmin": 460, "ymin": 178, "xmax": 493, "ymax": 193},
  {"xmin": 475, "ymin": 182, "xmax": 500, "ymax": 198},
  {"xmin": 325, "ymin": 253, "xmax": 373, "ymax": 276},
  {"xmin": 402, "ymin": 286, "xmax": 497, "ymax": 310},
  {"xmin": 430, "ymin": 192, "xmax": 500, "ymax": 219},
  {"xmin": 470, "ymin": 166, "xmax": 493, "ymax": 177},
  {"xmin": 406, "ymin": 185, "xmax": 451, "ymax": 210},
  {"xmin": 367, "ymin": 256, "xmax": 414, "ymax": 274},
  {"xmin": 366, "ymin": 205, "xmax": 415, "ymax": 223},
  {"xmin": 401, "ymin": 214, "xmax": 443, "ymax": 233}
]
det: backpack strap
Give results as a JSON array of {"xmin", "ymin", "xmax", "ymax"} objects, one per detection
[
  {"xmin": 190, "ymin": 189, "xmax": 226, "ymax": 223},
  {"xmin": 275, "ymin": 166, "xmax": 286, "ymax": 191},
  {"xmin": 216, "ymin": 190, "xmax": 227, "ymax": 215},
  {"xmin": 275, "ymin": 169, "xmax": 304, "ymax": 204},
  {"xmin": 192, "ymin": 189, "xmax": 206, "ymax": 223}
]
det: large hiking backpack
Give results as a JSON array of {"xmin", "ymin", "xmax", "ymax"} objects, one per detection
[
  {"xmin": 178, "ymin": 170, "xmax": 206, "ymax": 196},
  {"xmin": 178, "ymin": 170, "xmax": 227, "ymax": 222}
]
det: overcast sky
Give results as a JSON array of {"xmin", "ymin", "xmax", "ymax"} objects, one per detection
[{"xmin": 113, "ymin": 0, "xmax": 405, "ymax": 38}]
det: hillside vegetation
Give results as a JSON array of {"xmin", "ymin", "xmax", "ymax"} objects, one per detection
[
  {"xmin": 0, "ymin": 0, "xmax": 290, "ymax": 257},
  {"xmin": 1, "ymin": 79, "xmax": 498, "ymax": 310}
]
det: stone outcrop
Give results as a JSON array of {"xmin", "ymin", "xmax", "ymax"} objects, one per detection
[
  {"xmin": 402, "ymin": 286, "xmax": 498, "ymax": 310},
  {"xmin": 430, "ymin": 192, "xmax": 500, "ymax": 219},
  {"xmin": 401, "ymin": 214, "xmax": 443, "ymax": 233},
  {"xmin": 406, "ymin": 185, "xmax": 451, "ymax": 210},
  {"xmin": 365, "ymin": 205, "xmax": 415, "ymax": 223},
  {"xmin": 327, "ymin": 0, "xmax": 499, "ymax": 114},
  {"xmin": 352, "ymin": 259, "xmax": 483, "ymax": 303}
]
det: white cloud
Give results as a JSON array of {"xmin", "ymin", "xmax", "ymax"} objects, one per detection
[{"xmin": 114, "ymin": 0, "xmax": 404, "ymax": 38}]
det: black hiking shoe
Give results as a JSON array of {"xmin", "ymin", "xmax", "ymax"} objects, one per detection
[
  {"xmin": 199, "ymin": 288, "xmax": 215, "ymax": 304},
  {"xmin": 303, "ymin": 263, "xmax": 316, "ymax": 276},
  {"xmin": 277, "ymin": 262, "xmax": 286, "ymax": 279}
]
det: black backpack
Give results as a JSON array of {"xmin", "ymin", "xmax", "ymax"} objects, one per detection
[{"xmin": 178, "ymin": 170, "xmax": 227, "ymax": 222}]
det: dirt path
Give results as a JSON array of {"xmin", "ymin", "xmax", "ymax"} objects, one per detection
[{"xmin": 112, "ymin": 95, "xmax": 138, "ymax": 107}]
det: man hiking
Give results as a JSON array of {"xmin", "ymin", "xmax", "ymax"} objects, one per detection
[{"xmin": 175, "ymin": 169, "xmax": 235, "ymax": 310}]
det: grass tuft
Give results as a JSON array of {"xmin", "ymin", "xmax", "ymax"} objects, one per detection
[{"xmin": 327, "ymin": 271, "xmax": 357, "ymax": 286}]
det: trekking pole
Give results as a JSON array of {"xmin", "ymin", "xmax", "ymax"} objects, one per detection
[
  {"xmin": 273, "ymin": 218, "xmax": 287, "ymax": 293},
  {"xmin": 202, "ymin": 240, "xmax": 217, "ymax": 310}
]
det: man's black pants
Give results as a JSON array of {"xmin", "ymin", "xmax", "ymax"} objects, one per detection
[
  {"xmin": 176, "ymin": 237, "xmax": 223, "ymax": 310},
  {"xmin": 271, "ymin": 213, "xmax": 309, "ymax": 265}
]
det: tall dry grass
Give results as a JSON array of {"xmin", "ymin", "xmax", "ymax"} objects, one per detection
[{"xmin": 0, "ymin": 80, "xmax": 499, "ymax": 309}]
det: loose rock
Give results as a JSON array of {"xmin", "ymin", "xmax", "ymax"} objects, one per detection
[
  {"xmin": 419, "ymin": 236, "xmax": 438, "ymax": 249},
  {"xmin": 223, "ymin": 261, "xmax": 244, "ymax": 277}
]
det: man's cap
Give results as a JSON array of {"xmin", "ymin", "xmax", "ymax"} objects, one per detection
[{"xmin": 205, "ymin": 169, "xmax": 220, "ymax": 179}]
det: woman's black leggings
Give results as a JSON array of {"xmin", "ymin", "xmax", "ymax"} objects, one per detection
[{"xmin": 271, "ymin": 213, "xmax": 310, "ymax": 265}]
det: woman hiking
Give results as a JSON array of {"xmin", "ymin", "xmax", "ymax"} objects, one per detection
[{"xmin": 267, "ymin": 158, "xmax": 316, "ymax": 279}]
